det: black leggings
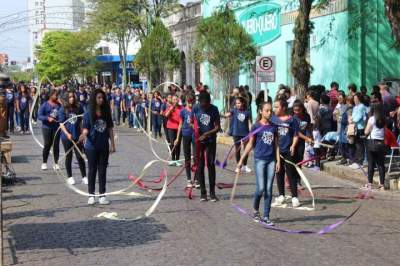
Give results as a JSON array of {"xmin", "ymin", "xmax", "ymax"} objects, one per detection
[
  {"xmin": 167, "ymin": 128, "xmax": 181, "ymax": 161},
  {"xmin": 276, "ymin": 152, "xmax": 298, "ymax": 198},
  {"xmin": 62, "ymin": 139, "xmax": 86, "ymax": 178},
  {"xmin": 233, "ymin": 136, "xmax": 248, "ymax": 165},
  {"xmin": 367, "ymin": 140, "xmax": 386, "ymax": 185},
  {"xmin": 195, "ymin": 141, "xmax": 217, "ymax": 196},
  {"xmin": 86, "ymin": 148, "xmax": 109, "ymax": 195},
  {"xmin": 42, "ymin": 127, "xmax": 60, "ymax": 164},
  {"xmin": 182, "ymin": 135, "xmax": 196, "ymax": 181},
  {"xmin": 19, "ymin": 108, "xmax": 29, "ymax": 132}
]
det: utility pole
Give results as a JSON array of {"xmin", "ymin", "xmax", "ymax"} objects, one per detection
[{"xmin": 43, "ymin": 0, "xmax": 46, "ymax": 30}]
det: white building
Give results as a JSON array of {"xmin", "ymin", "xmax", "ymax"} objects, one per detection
[{"xmin": 27, "ymin": 0, "xmax": 86, "ymax": 68}]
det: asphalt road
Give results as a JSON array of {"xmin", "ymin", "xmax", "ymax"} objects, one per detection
[{"xmin": 2, "ymin": 125, "xmax": 400, "ymax": 266}]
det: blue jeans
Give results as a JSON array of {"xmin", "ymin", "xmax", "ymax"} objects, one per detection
[{"xmin": 253, "ymin": 159, "xmax": 276, "ymax": 218}]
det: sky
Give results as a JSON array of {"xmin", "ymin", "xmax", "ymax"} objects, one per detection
[{"xmin": 0, "ymin": 0, "xmax": 192, "ymax": 63}]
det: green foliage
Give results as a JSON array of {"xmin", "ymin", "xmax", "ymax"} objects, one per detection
[
  {"xmin": 193, "ymin": 8, "xmax": 257, "ymax": 111},
  {"xmin": 10, "ymin": 70, "xmax": 33, "ymax": 84},
  {"xmin": 35, "ymin": 31, "xmax": 99, "ymax": 84},
  {"xmin": 135, "ymin": 19, "xmax": 180, "ymax": 86}
]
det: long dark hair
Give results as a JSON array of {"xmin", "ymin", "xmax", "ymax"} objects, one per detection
[
  {"xmin": 256, "ymin": 102, "xmax": 272, "ymax": 122},
  {"xmin": 63, "ymin": 90, "xmax": 80, "ymax": 114},
  {"xmin": 88, "ymin": 88, "xmax": 112, "ymax": 127},
  {"xmin": 371, "ymin": 103, "xmax": 385, "ymax": 129}
]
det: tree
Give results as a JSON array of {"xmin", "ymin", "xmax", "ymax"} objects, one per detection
[
  {"xmin": 135, "ymin": 19, "xmax": 180, "ymax": 86},
  {"xmin": 291, "ymin": 0, "xmax": 330, "ymax": 98},
  {"xmin": 35, "ymin": 31, "xmax": 98, "ymax": 84},
  {"xmin": 384, "ymin": 0, "xmax": 400, "ymax": 48},
  {"xmin": 193, "ymin": 8, "xmax": 257, "ymax": 112},
  {"xmin": 90, "ymin": 0, "xmax": 141, "ymax": 89}
]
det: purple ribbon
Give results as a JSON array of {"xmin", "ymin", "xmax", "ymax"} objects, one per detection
[{"xmin": 231, "ymin": 203, "xmax": 362, "ymax": 235}]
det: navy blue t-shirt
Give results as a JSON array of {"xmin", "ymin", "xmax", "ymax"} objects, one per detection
[
  {"xmin": 76, "ymin": 91, "xmax": 88, "ymax": 106},
  {"xmin": 6, "ymin": 91, "xmax": 15, "ymax": 105},
  {"xmin": 252, "ymin": 122, "xmax": 277, "ymax": 161},
  {"xmin": 191, "ymin": 104, "xmax": 220, "ymax": 143},
  {"xmin": 151, "ymin": 99, "xmax": 162, "ymax": 113},
  {"xmin": 124, "ymin": 94, "xmax": 133, "ymax": 109},
  {"xmin": 83, "ymin": 111, "xmax": 113, "ymax": 151},
  {"xmin": 107, "ymin": 93, "xmax": 112, "ymax": 102},
  {"xmin": 136, "ymin": 99, "xmax": 148, "ymax": 114},
  {"xmin": 112, "ymin": 94, "xmax": 122, "ymax": 107},
  {"xmin": 18, "ymin": 94, "xmax": 31, "ymax": 111},
  {"xmin": 230, "ymin": 108, "xmax": 251, "ymax": 137},
  {"xmin": 59, "ymin": 106, "xmax": 84, "ymax": 141},
  {"xmin": 271, "ymin": 115, "xmax": 299, "ymax": 153},
  {"xmin": 180, "ymin": 108, "xmax": 193, "ymax": 137},
  {"xmin": 38, "ymin": 101, "xmax": 61, "ymax": 129}
]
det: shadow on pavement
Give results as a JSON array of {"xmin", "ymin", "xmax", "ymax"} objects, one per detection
[{"xmin": 9, "ymin": 218, "xmax": 169, "ymax": 250}]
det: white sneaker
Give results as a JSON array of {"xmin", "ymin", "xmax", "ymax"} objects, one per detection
[
  {"xmin": 186, "ymin": 180, "xmax": 193, "ymax": 188},
  {"xmin": 241, "ymin": 165, "xmax": 252, "ymax": 173},
  {"xmin": 272, "ymin": 195, "xmax": 286, "ymax": 207},
  {"xmin": 292, "ymin": 197, "xmax": 301, "ymax": 208},
  {"xmin": 53, "ymin": 164, "xmax": 60, "ymax": 170},
  {"xmin": 99, "ymin": 197, "xmax": 110, "ymax": 205},
  {"xmin": 41, "ymin": 163, "xmax": 48, "ymax": 170},
  {"xmin": 88, "ymin": 197, "xmax": 95, "ymax": 205},
  {"xmin": 82, "ymin": 177, "xmax": 88, "ymax": 185},
  {"xmin": 349, "ymin": 163, "xmax": 360, "ymax": 170},
  {"xmin": 168, "ymin": 161, "xmax": 175, "ymax": 166},
  {"xmin": 175, "ymin": 162, "xmax": 182, "ymax": 167},
  {"xmin": 66, "ymin": 177, "xmax": 76, "ymax": 185}
]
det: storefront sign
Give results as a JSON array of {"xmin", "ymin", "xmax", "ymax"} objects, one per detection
[{"xmin": 238, "ymin": 3, "xmax": 281, "ymax": 46}]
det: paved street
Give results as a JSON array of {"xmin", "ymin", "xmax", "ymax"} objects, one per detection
[{"xmin": 2, "ymin": 126, "xmax": 400, "ymax": 266}]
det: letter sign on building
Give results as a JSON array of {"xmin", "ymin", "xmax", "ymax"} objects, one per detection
[{"xmin": 238, "ymin": 2, "xmax": 281, "ymax": 46}]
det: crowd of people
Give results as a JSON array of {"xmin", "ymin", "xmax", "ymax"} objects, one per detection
[{"xmin": 2, "ymin": 76, "xmax": 400, "ymax": 226}]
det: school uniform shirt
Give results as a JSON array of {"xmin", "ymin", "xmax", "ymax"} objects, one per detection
[
  {"xmin": 230, "ymin": 108, "xmax": 251, "ymax": 137},
  {"xmin": 191, "ymin": 104, "xmax": 220, "ymax": 143},
  {"xmin": 136, "ymin": 100, "xmax": 148, "ymax": 114},
  {"xmin": 124, "ymin": 94, "xmax": 133, "ymax": 110},
  {"xmin": 166, "ymin": 105, "xmax": 183, "ymax": 130},
  {"xmin": 271, "ymin": 115, "xmax": 299, "ymax": 153},
  {"xmin": 38, "ymin": 101, "xmax": 61, "ymax": 129},
  {"xmin": 151, "ymin": 99, "xmax": 162, "ymax": 113},
  {"xmin": 18, "ymin": 94, "xmax": 31, "ymax": 111},
  {"xmin": 180, "ymin": 108, "xmax": 193, "ymax": 137},
  {"xmin": 83, "ymin": 111, "xmax": 113, "ymax": 151},
  {"xmin": 59, "ymin": 106, "xmax": 84, "ymax": 141},
  {"xmin": 6, "ymin": 91, "xmax": 15, "ymax": 106},
  {"xmin": 252, "ymin": 122, "xmax": 277, "ymax": 162},
  {"xmin": 294, "ymin": 113, "xmax": 311, "ymax": 145},
  {"xmin": 112, "ymin": 94, "xmax": 122, "ymax": 108},
  {"xmin": 76, "ymin": 90, "xmax": 88, "ymax": 106}
]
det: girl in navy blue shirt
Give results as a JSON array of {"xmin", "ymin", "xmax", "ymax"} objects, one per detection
[
  {"xmin": 136, "ymin": 93, "xmax": 148, "ymax": 132},
  {"xmin": 5, "ymin": 86, "xmax": 16, "ymax": 132},
  {"xmin": 225, "ymin": 96, "xmax": 252, "ymax": 173},
  {"xmin": 80, "ymin": 88, "xmax": 115, "ymax": 205},
  {"xmin": 38, "ymin": 89, "xmax": 61, "ymax": 171},
  {"xmin": 59, "ymin": 91, "xmax": 86, "ymax": 186},
  {"xmin": 271, "ymin": 99, "xmax": 301, "ymax": 208},
  {"xmin": 16, "ymin": 84, "xmax": 32, "ymax": 134},
  {"xmin": 151, "ymin": 91, "xmax": 163, "ymax": 139},
  {"xmin": 191, "ymin": 92, "xmax": 221, "ymax": 202},
  {"xmin": 111, "ymin": 88, "xmax": 123, "ymax": 126},
  {"xmin": 122, "ymin": 89, "xmax": 133, "ymax": 128},
  {"xmin": 237, "ymin": 102, "xmax": 280, "ymax": 226},
  {"xmin": 176, "ymin": 94, "xmax": 199, "ymax": 188}
]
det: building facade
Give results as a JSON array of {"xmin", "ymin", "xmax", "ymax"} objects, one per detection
[
  {"xmin": 0, "ymin": 54, "xmax": 9, "ymax": 66},
  {"xmin": 202, "ymin": 0, "xmax": 400, "ymax": 110},
  {"xmin": 27, "ymin": 0, "xmax": 85, "ymax": 68},
  {"xmin": 164, "ymin": 1, "xmax": 202, "ymax": 87}
]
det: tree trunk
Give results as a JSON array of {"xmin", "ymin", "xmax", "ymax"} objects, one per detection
[
  {"xmin": 291, "ymin": 0, "xmax": 313, "ymax": 99},
  {"xmin": 384, "ymin": 0, "xmax": 400, "ymax": 48}
]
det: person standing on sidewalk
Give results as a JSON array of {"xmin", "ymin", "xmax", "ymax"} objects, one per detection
[
  {"xmin": 271, "ymin": 99, "xmax": 300, "ymax": 208},
  {"xmin": 364, "ymin": 104, "xmax": 386, "ymax": 190},
  {"xmin": 237, "ymin": 102, "xmax": 280, "ymax": 226},
  {"xmin": 80, "ymin": 89, "xmax": 116, "ymax": 205},
  {"xmin": 16, "ymin": 84, "xmax": 32, "ymax": 134},
  {"xmin": 38, "ymin": 89, "xmax": 61, "ymax": 171},
  {"xmin": 59, "ymin": 91, "xmax": 87, "ymax": 186},
  {"xmin": 349, "ymin": 92, "xmax": 367, "ymax": 169},
  {"xmin": 192, "ymin": 92, "xmax": 221, "ymax": 202},
  {"xmin": 164, "ymin": 94, "xmax": 183, "ymax": 166},
  {"xmin": 224, "ymin": 96, "xmax": 252, "ymax": 173}
]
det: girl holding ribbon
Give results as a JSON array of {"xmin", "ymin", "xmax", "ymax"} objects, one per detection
[
  {"xmin": 164, "ymin": 94, "xmax": 183, "ymax": 166},
  {"xmin": 80, "ymin": 89, "xmax": 116, "ymax": 205},
  {"xmin": 224, "ymin": 96, "xmax": 252, "ymax": 173},
  {"xmin": 38, "ymin": 89, "xmax": 61, "ymax": 171},
  {"xmin": 237, "ymin": 102, "xmax": 280, "ymax": 226},
  {"xmin": 271, "ymin": 99, "xmax": 300, "ymax": 208},
  {"xmin": 59, "ymin": 90, "xmax": 87, "ymax": 186},
  {"xmin": 151, "ymin": 91, "xmax": 163, "ymax": 139}
]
